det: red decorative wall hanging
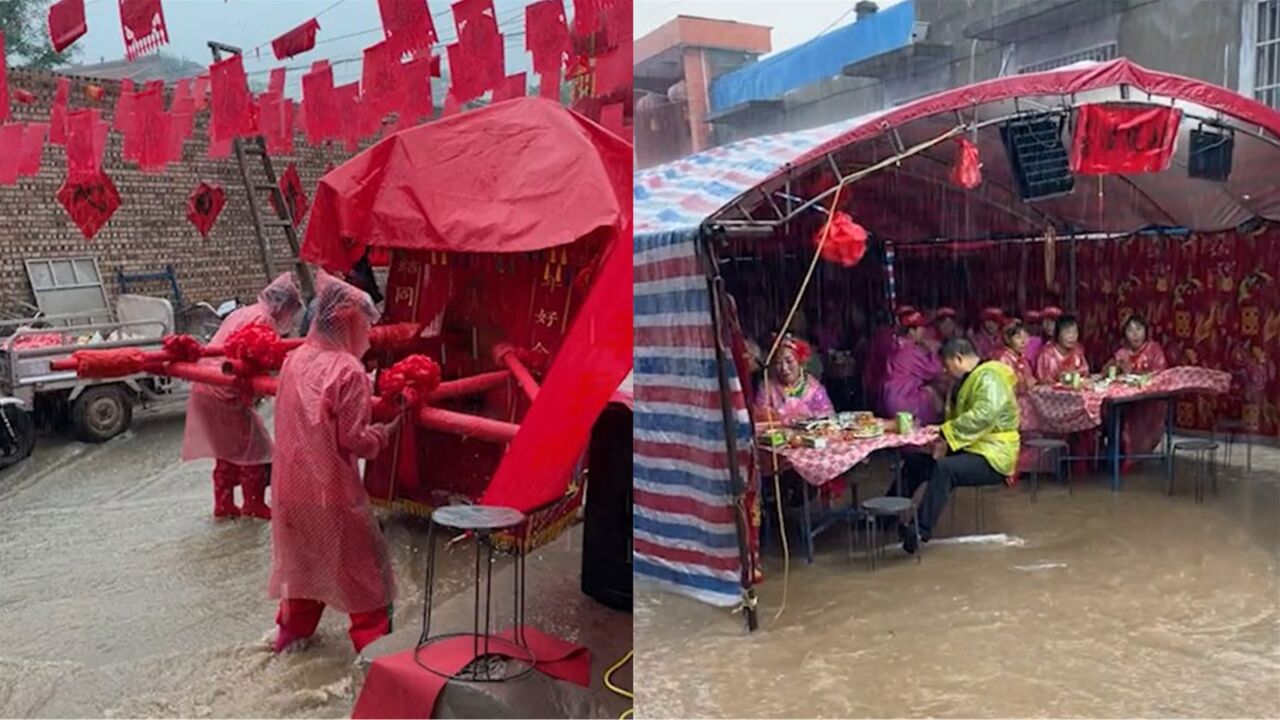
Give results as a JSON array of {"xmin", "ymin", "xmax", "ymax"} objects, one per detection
[
  {"xmin": 302, "ymin": 61, "xmax": 338, "ymax": 143},
  {"xmin": 112, "ymin": 78, "xmax": 134, "ymax": 131},
  {"xmin": 268, "ymin": 67, "xmax": 286, "ymax": 96},
  {"xmin": 49, "ymin": 77, "xmax": 70, "ymax": 145},
  {"xmin": 18, "ymin": 123, "xmax": 48, "ymax": 177},
  {"xmin": 378, "ymin": 0, "xmax": 436, "ymax": 59},
  {"xmin": 525, "ymin": 0, "xmax": 569, "ymax": 75},
  {"xmin": 450, "ymin": 0, "xmax": 504, "ymax": 99},
  {"xmin": 268, "ymin": 163, "xmax": 308, "ymax": 227},
  {"xmin": 118, "ymin": 0, "xmax": 170, "ymax": 61},
  {"xmin": 186, "ymin": 182, "xmax": 226, "ymax": 238},
  {"xmin": 361, "ymin": 40, "xmax": 403, "ymax": 127},
  {"xmin": 48, "ymin": 0, "xmax": 88, "ymax": 54},
  {"xmin": 272, "ymin": 17, "xmax": 320, "ymax": 61},
  {"xmin": 538, "ymin": 69, "xmax": 560, "ymax": 100},
  {"xmin": 57, "ymin": 170, "xmax": 121, "ymax": 239},
  {"xmin": 394, "ymin": 55, "xmax": 434, "ymax": 132},
  {"xmin": 209, "ymin": 54, "xmax": 255, "ymax": 143},
  {"xmin": 1070, "ymin": 104, "xmax": 1181, "ymax": 175},
  {"xmin": 65, "ymin": 109, "xmax": 103, "ymax": 174},
  {"xmin": 0, "ymin": 124, "xmax": 23, "ymax": 185},
  {"xmin": 492, "ymin": 72, "xmax": 526, "ymax": 102}
]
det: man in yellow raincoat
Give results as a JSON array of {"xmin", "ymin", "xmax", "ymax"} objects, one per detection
[{"xmin": 897, "ymin": 337, "xmax": 1020, "ymax": 553}]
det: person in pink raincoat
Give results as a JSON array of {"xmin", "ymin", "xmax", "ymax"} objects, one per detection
[
  {"xmin": 754, "ymin": 335, "xmax": 834, "ymax": 424},
  {"xmin": 926, "ymin": 307, "xmax": 959, "ymax": 348},
  {"xmin": 268, "ymin": 272, "xmax": 403, "ymax": 654},
  {"xmin": 1035, "ymin": 314, "xmax": 1096, "ymax": 472},
  {"xmin": 1037, "ymin": 306, "xmax": 1063, "ymax": 364},
  {"xmin": 181, "ymin": 273, "xmax": 303, "ymax": 520},
  {"xmin": 994, "ymin": 319, "xmax": 1043, "ymax": 474},
  {"xmin": 860, "ymin": 310, "xmax": 897, "ymax": 414},
  {"xmin": 880, "ymin": 310, "xmax": 943, "ymax": 425},
  {"xmin": 1023, "ymin": 310, "xmax": 1045, "ymax": 368},
  {"xmin": 968, "ymin": 306, "xmax": 1005, "ymax": 360},
  {"xmin": 1104, "ymin": 315, "xmax": 1169, "ymax": 469}
]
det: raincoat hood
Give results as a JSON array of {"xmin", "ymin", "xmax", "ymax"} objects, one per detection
[
  {"xmin": 307, "ymin": 271, "xmax": 379, "ymax": 356},
  {"xmin": 257, "ymin": 272, "xmax": 304, "ymax": 336}
]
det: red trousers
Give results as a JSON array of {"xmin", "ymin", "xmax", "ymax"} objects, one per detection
[
  {"xmin": 275, "ymin": 599, "xmax": 392, "ymax": 654},
  {"xmin": 212, "ymin": 460, "xmax": 270, "ymax": 518}
]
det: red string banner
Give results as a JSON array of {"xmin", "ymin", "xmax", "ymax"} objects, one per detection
[
  {"xmin": 272, "ymin": 17, "xmax": 320, "ymax": 61},
  {"xmin": 57, "ymin": 169, "xmax": 122, "ymax": 239},
  {"xmin": 209, "ymin": 54, "xmax": 255, "ymax": 143},
  {"xmin": 48, "ymin": 0, "xmax": 88, "ymax": 54},
  {"xmin": 167, "ymin": 110, "xmax": 191, "ymax": 161},
  {"xmin": 525, "ymin": 0, "xmax": 569, "ymax": 76},
  {"xmin": 0, "ymin": 124, "xmax": 23, "ymax": 185},
  {"xmin": 186, "ymin": 182, "xmax": 227, "ymax": 238},
  {"xmin": 302, "ymin": 61, "xmax": 338, "ymax": 143},
  {"xmin": 378, "ymin": 0, "xmax": 436, "ymax": 59},
  {"xmin": 0, "ymin": 31, "xmax": 9, "ymax": 123},
  {"xmin": 1070, "ymin": 104, "xmax": 1182, "ymax": 175},
  {"xmin": 49, "ymin": 77, "xmax": 70, "ymax": 145},
  {"xmin": 18, "ymin": 122, "xmax": 48, "ymax": 177},
  {"xmin": 118, "ymin": 0, "xmax": 170, "ymax": 61},
  {"xmin": 441, "ymin": 91, "xmax": 460, "ymax": 117},
  {"xmin": 121, "ymin": 81, "xmax": 157, "ymax": 165}
]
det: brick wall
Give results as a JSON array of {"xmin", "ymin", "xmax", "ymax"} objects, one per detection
[{"xmin": 0, "ymin": 68, "xmax": 355, "ymax": 315}]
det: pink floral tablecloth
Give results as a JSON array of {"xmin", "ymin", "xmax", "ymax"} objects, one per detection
[
  {"xmin": 762, "ymin": 426, "xmax": 940, "ymax": 487},
  {"xmin": 1026, "ymin": 366, "xmax": 1231, "ymax": 434}
]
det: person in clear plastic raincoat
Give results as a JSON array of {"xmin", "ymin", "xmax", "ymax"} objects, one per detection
[
  {"xmin": 892, "ymin": 337, "xmax": 1020, "ymax": 553},
  {"xmin": 181, "ymin": 273, "xmax": 303, "ymax": 520},
  {"xmin": 267, "ymin": 272, "xmax": 402, "ymax": 654}
]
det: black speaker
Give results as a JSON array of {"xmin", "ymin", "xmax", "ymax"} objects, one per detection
[
  {"xmin": 1001, "ymin": 114, "xmax": 1074, "ymax": 201},
  {"xmin": 581, "ymin": 401, "xmax": 633, "ymax": 611},
  {"xmin": 1188, "ymin": 127, "xmax": 1233, "ymax": 181}
]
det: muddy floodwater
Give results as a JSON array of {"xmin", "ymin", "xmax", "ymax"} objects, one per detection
[
  {"xmin": 636, "ymin": 452, "xmax": 1280, "ymax": 719},
  {"xmin": 0, "ymin": 399, "xmax": 476, "ymax": 718}
]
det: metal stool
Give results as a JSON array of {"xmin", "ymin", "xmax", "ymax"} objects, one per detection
[
  {"xmin": 1022, "ymin": 438, "xmax": 1071, "ymax": 502},
  {"xmin": 416, "ymin": 505, "xmax": 536, "ymax": 682},
  {"xmin": 859, "ymin": 496, "xmax": 920, "ymax": 570},
  {"xmin": 1213, "ymin": 419, "xmax": 1254, "ymax": 473},
  {"xmin": 948, "ymin": 484, "xmax": 998, "ymax": 534},
  {"xmin": 1169, "ymin": 440, "xmax": 1219, "ymax": 504}
]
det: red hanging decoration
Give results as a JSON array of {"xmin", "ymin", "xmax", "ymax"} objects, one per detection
[
  {"xmin": 13, "ymin": 88, "xmax": 36, "ymax": 105},
  {"xmin": 258, "ymin": 92, "xmax": 295, "ymax": 155},
  {"xmin": 170, "ymin": 77, "xmax": 193, "ymax": 114},
  {"xmin": 525, "ymin": 0, "xmax": 569, "ymax": 76},
  {"xmin": 394, "ymin": 55, "xmax": 434, "ymax": 132},
  {"xmin": 492, "ymin": 72, "xmax": 526, "ymax": 102},
  {"xmin": 167, "ymin": 111, "xmax": 190, "ymax": 162},
  {"xmin": 592, "ymin": 48, "xmax": 625, "ymax": 97},
  {"xmin": 66, "ymin": 109, "xmax": 103, "ymax": 174},
  {"xmin": 271, "ymin": 17, "xmax": 320, "ymax": 61},
  {"xmin": 1070, "ymin": 104, "xmax": 1181, "ymax": 175},
  {"xmin": 301, "ymin": 61, "xmax": 338, "ymax": 143},
  {"xmin": 599, "ymin": 102, "xmax": 625, "ymax": 139},
  {"xmin": 111, "ymin": 79, "xmax": 134, "ymax": 131},
  {"xmin": 538, "ymin": 69, "xmax": 560, "ymax": 101},
  {"xmin": 441, "ymin": 91, "xmax": 460, "ymax": 117},
  {"xmin": 57, "ymin": 169, "xmax": 122, "ymax": 239},
  {"xmin": 0, "ymin": 124, "xmax": 23, "ymax": 185},
  {"xmin": 48, "ymin": 0, "xmax": 88, "ymax": 54},
  {"xmin": 206, "ymin": 135, "xmax": 231, "ymax": 159},
  {"xmin": 268, "ymin": 163, "xmax": 308, "ymax": 227},
  {"xmin": 331, "ymin": 81, "xmax": 363, "ymax": 152},
  {"xmin": 0, "ymin": 31, "xmax": 8, "ymax": 123},
  {"xmin": 49, "ymin": 77, "xmax": 70, "ymax": 145},
  {"xmin": 118, "ymin": 0, "xmax": 170, "ymax": 61},
  {"xmin": 449, "ymin": 0, "xmax": 504, "ymax": 100},
  {"xmin": 186, "ymin": 182, "xmax": 226, "ymax": 238},
  {"xmin": 377, "ymin": 0, "xmax": 436, "ymax": 59},
  {"xmin": 951, "ymin": 137, "xmax": 983, "ymax": 189},
  {"xmin": 268, "ymin": 67, "xmax": 286, "ymax": 96},
  {"xmin": 209, "ymin": 54, "xmax": 255, "ymax": 143},
  {"xmin": 192, "ymin": 74, "xmax": 209, "ymax": 111},
  {"xmin": 816, "ymin": 211, "xmax": 869, "ymax": 267},
  {"xmin": 361, "ymin": 40, "xmax": 404, "ymax": 127},
  {"xmin": 18, "ymin": 123, "xmax": 48, "ymax": 177}
]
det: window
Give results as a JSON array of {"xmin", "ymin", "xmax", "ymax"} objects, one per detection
[
  {"xmin": 1018, "ymin": 44, "xmax": 1118, "ymax": 74},
  {"xmin": 1254, "ymin": 0, "xmax": 1280, "ymax": 108}
]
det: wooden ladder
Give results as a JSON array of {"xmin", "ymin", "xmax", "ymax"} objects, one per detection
[{"xmin": 208, "ymin": 41, "xmax": 316, "ymax": 299}]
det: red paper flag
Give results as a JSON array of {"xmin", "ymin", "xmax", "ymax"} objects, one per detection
[
  {"xmin": 452, "ymin": 0, "xmax": 503, "ymax": 89},
  {"xmin": 394, "ymin": 55, "xmax": 434, "ymax": 132},
  {"xmin": 186, "ymin": 182, "xmax": 227, "ymax": 237},
  {"xmin": 445, "ymin": 39, "xmax": 501, "ymax": 103},
  {"xmin": 302, "ymin": 61, "xmax": 338, "ymax": 143},
  {"xmin": 378, "ymin": 0, "xmax": 436, "ymax": 59},
  {"xmin": 274, "ymin": 163, "xmax": 308, "ymax": 227},
  {"xmin": 167, "ymin": 111, "xmax": 190, "ymax": 162},
  {"xmin": 361, "ymin": 40, "xmax": 403, "ymax": 126},
  {"xmin": 118, "ymin": 0, "xmax": 170, "ymax": 61},
  {"xmin": 18, "ymin": 123, "xmax": 48, "ymax": 177},
  {"xmin": 331, "ymin": 81, "xmax": 363, "ymax": 152},
  {"xmin": 57, "ymin": 169, "xmax": 121, "ymax": 239},
  {"xmin": 592, "ymin": 48, "xmax": 625, "ymax": 97},
  {"xmin": 259, "ymin": 92, "xmax": 294, "ymax": 155},
  {"xmin": 48, "ymin": 0, "xmax": 88, "ymax": 54},
  {"xmin": 122, "ymin": 82, "xmax": 160, "ymax": 163},
  {"xmin": 0, "ymin": 124, "xmax": 23, "ymax": 185},
  {"xmin": 66, "ymin": 109, "xmax": 102, "ymax": 174},
  {"xmin": 538, "ymin": 69, "xmax": 560, "ymax": 101},
  {"xmin": 192, "ymin": 75, "xmax": 209, "ymax": 111},
  {"xmin": 268, "ymin": 67, "xmax": 286, "ymax": 96},
  {"xmin": 272, "ymin": 17, "xmax": 319, "ymax": 61},
  {"xmin": 112, "ymin": 78, "xmax": 134, "ymax": 131},
  {"xmin": 441, "ymin": 91, "xmax": 460, "ymax": 117},
  {"xmin": 1070, "ymin": 104, "xmax": 1181, "ymax": 175},
  {"xmin": 0, "ymin": 31, "xmax": 9, "ymax": 122},
  {"xmin": 571, "ymin": 0, "xmax": 605, "ymax": 41},
  {"xmin": 171, "ymin": 77, "xmax": 193, "ymax": 115},
  {"xmin": 599, "ymin": 102, "xmax": 625, "ymax": 139},
  {"xmin": 49, "ymin": 77, "xmax": 70, "ymax": 145},
  {"xmin": 493, "ymin": 72, "xmax": 526, "ymax": 102},
  {"xmin": 209, "ymin": 54, "xmax": 255, "ymax": 143},
  {"xmin": 206, "ymin": 135, "xmax": 231, "ymax": 159},
  {"xmin": 525, "ymin": 0, "xmax": 568, "ymax": 76}
]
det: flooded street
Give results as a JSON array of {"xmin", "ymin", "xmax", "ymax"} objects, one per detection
[
  {"xmin": 635, "ymin": 453, "xmax": 1280, "ymax": 719},
  {"xmin": 0, "ymin": 399, "xmax": 466, "ymax": 718}
]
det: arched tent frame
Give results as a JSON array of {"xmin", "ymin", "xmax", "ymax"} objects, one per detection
[{"xmin": 632, "ymin": 59, "xmax": 1280, "ymax": 631}]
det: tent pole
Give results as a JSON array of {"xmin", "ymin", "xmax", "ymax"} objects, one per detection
[
  {"xmin": 700, "ymin": 225, "xmax": 759, "ymax": 632},
  {"xmin": 1068, "ymin": 234, "xmax": 1078, "ymax": 312}
]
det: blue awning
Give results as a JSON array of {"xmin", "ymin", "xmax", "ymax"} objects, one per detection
[{"xmin": 708, "ymin": 0, "xmax": 917, "ymax": 113}]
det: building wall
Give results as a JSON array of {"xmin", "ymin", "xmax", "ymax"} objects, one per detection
[{"xmin": 0, "ymin": 68, "xmax": 354, "ymax": 316}]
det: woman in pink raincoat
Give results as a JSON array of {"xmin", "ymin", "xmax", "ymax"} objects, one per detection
[
  {"xmin": 754, "ymin": 335, "xmax": 834, "ymax": 424},
  {"xmin": 880, "ymin": 310, "xmax": 943, "ymax": 425},
  {"xmin": 994, "ymin": 319, "xmax": 1043, "ymax": 474},
  {"xmin": 1035, "ymin": 314, "xmax": 1096, "ymax": 471},
  {"xmin": 181, "ymin": 273, "xmax": 303, "ymax": 520},
  {"xmin": 269, "ymin": 273, "xmax": 403, "ymax": 654},
  {"xmin": 968, "ymin": 306, "xmax": 1005, "ymax": 360},
  {"xmin": 1104, "ymin": 315, "xmax": 1168, "ymax": 469},
  {"xmin": 1023, "ymin": 310, "xmax": 1045, "ymax": 368}
]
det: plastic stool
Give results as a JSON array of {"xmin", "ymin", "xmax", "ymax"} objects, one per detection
[
  {"xmin": 1169, "ymin": 440, "xmax": 1219, "ymax": 504},
  {"xmin": 1213, "ymin": 419, "xmax": 1254, "ymax": 473},
  {"xmin": 859, "ymin": 496, "xmax": 919, "ymax": 570},
  {"xmin": 1022, "ymin": 438, "xmax": 1070, "ymax": 502}
]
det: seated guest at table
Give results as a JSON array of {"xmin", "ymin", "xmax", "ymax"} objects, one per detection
[
  {"xmin": 881, "ymin": 310, "xmax": 943, "ymax": 425},
  {"xmin": 994, "ymin": 319, "xmax": 1037, "ymax": 393},
  {"xmin": 1036, "ymin": 314, "xmax": 1090, "ymax": 384},
  {"xmin": 1023, "ymin": 310, "xmax": 1045, "ymax": 367},
  {"xmin": 895, "ymin": 338, "xmax": 1019, "ymax": 553},
  {"xmin": 932, "ymin": 307, "xmax": 959, "ymax": 343},
  {"xmin": 755, "ymin": 334, "xmax": 835, "ymax": 424},
  {"xmin": 1105, "ymin": 315, "xmax": 1170, "ymax": 467},
  {"xmin": 969, "ymin": 307, "xmax": 1005, "ymax": 359},
  {"xmin": 1039, "ymin": 306, "xmax": 1063, "ymax": 354},
  {"xmin": 861, "ymin": 310, "xmax": 897, "ymax": 414}
]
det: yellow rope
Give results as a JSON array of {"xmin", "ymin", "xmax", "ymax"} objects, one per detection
[{"xmin": 603, "ymin": 650, "xmax": 633, "ymax": 720}]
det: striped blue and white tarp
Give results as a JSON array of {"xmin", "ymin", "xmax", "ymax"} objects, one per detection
[{"xmin": 633, "ymin": 113, "xmax": 880, "ymax": 608}]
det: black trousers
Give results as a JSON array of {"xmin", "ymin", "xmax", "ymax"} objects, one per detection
[{"xmin": 895, "ymin": 451, "xmax": 1005, "ymax": 536}]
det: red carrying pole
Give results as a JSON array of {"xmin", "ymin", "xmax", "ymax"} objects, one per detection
[
  {"xmin": 428, "ymin": 370, "xmax": 511, "ymax": 400},
  {"xmin": 417, "ymin": 406, "xmax": 519, "ymax": 443},
  {"xmin": 492, "ymin": 344, "xmax": 540, "ymax": 402}
]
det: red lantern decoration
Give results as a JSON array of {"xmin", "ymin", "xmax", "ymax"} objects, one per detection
[
  {"xmin": 186, "ymin": 182, "xmax": 226, "ymax": 238},
  {"xmin": 57, "ymin": 170, "xmax": 122, "ymax": 239},
  {"xmin": 816, "ymin": 211, "xmax": 869, "ymax": 267},
  {"xmin": 951, "ymin": 137, "xmax": 982, "ymax": 189}
]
